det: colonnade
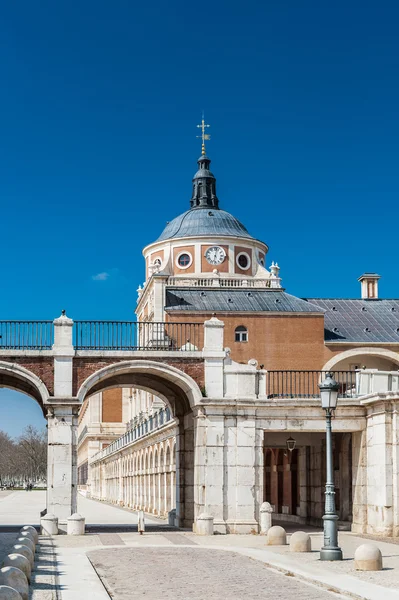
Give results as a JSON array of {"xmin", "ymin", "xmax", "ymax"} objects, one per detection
[{"xmin": 91, "ymin": 436, "xmax": 176, "ymax": 517}]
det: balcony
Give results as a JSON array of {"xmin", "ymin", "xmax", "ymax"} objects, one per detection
[{"xmin": 266, "ymin": 370, "xmax": 399, "ymax": 399}]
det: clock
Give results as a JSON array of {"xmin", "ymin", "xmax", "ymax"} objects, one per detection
[{"xmin": 205, "ymin": 246, "xmax": 226, "ymax": 265}]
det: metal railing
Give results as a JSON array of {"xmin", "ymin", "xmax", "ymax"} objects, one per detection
[
  {"xmin": 90, "ymin": 406, "xmax": 173, "ymax": 463},
  {"xmin": 74, "ymin": 321, "xmax": 201, "ymax": 351},
  {"xmin": 0, "ymin": 321, "xmax": 53, "ymax": 350},
  {"xmin": 266, "ymin": 371, "xmax": 358, "ymax": 399}
]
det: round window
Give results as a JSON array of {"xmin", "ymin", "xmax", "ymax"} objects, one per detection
[
  {"xmin": 236, "ymin": 252, "xmax": 250, "ymax": 270},
  {"xmin": 177, "ymin": 253, "xmax": 192, "ymax": 268}
]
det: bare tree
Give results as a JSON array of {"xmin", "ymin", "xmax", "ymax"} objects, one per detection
[{"xmin": 18, "ymin": 426, "xmax": 47, "ymax": 482}]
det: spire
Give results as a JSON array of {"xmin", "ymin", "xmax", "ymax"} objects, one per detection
[
  {"xmin": 190, "ymin": 116, "xmax": 219, "ymax": 209},
  {"xmin": 196, "ymin": 112, "xmax": 211, "ymax": 156}
]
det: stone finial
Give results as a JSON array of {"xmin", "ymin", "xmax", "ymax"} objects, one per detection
[
  {"xmin": 269, "ymin": 261, "xmax": 282, "ymax": 288},
  {"xmin": 0, "ymin": 567, "xmax": 29, "ymax": 600},
  {"xmin": 354, "ymin": 544, "xmax": 383, "ymax": 571},
  {"xmin": 266, "ymin": 525, "xmax": 287, "ymax": 546},
  {"xmin": 289, "ymin": 531, "xmax": 311, "ymax": 552},
  {"xmin": 3, "ymin": 555, "xmax": 31, "ymax": 583},
  {"xmin": 53, "ymin": 310, "xmax": 73, "ymax": 325}
]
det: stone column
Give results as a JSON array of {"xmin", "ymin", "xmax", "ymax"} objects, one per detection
[
  {"xmin": 47, "ymin": 402, "xmax": 79, "ymax": 526},
  {"xmin": 224, "ymin": 414, "xmax": 260, "ymax": 534}
]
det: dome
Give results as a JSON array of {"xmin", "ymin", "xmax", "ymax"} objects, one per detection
[{"xmin": 156, "ymin": 207, "xmax": 256, "ymax": 242}]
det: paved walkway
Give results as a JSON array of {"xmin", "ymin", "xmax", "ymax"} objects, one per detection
[
  {"xmin": 1, "ymin": 493, "xmax": 395, "ymax": 600},
  {"xmin": 0, "ymin": 490, "xmax": 164, "ymax": 527},
  {"xmin": 88, "ymin": 546, "xmax": 342, "ymax": 599}
]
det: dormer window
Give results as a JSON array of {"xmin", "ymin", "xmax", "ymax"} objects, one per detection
[{"xmin": 235, "ymin": 325, "xmax": 248, "ymax": 342}]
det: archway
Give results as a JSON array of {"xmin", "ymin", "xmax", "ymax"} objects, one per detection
[
  {"xmin": 0, "ymin": 362, "xmax": 50, "ymax": 524},
  {"xmin": 77, "ymin": 360, "xmax": 202, "ymax": 528},
  {"xmin": 322, "ymin": 348, "xmax": 399, "ymax": 372}
]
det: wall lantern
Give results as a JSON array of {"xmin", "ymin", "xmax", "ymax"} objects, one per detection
[{"xmin": 286, "ymin": 436, "xmax": 296, "ymax": 452}]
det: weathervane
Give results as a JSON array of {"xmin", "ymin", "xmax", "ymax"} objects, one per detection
[{"xmin": 196, "ymin": 113, "xmax": 211, "ymax": 156}]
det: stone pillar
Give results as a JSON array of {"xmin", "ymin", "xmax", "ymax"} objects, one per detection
[
  {"xmin": 365, "ymin": 402, "xmax": 393, "ymax": 535},
  {"xmin": 203, "ymin": 317, "xmax": 225, "ymax": 398},
  {"xmin": 52, "ymin": 311, "xmax": 74, "ymax": 397},
  {"xmin": 225, "ymin": 414, "xmax": 259, "ymax": 533},
  {"xmin": 47, "ymin": 402, "xmax": 79, "ymax": 525}
]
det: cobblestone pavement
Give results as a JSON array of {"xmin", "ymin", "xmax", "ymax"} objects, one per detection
[{"xmin": 88, "ymin": 547, "xmax": 341, "ymax": 599}]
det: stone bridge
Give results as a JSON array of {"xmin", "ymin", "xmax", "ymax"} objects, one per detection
[{"xmin": 1, "ymin": 313, "xmax": 399, "ymax": 535}]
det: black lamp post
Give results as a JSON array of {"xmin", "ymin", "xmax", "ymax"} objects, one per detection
[{"xmin": 319, "ymin": 372, "xmax": 343, "ymax": 561}]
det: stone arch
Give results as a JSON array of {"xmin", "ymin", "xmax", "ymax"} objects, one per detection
[
  {"xmin": 77, "ymin": 359, "xmax": 202, "ymax": 417},
  {"xmin": 322, "ymin": 348, "xmax": 399, "ymax": 372},
  {"xmin": 0, "ymin": 360, "xmax": 50, "ymax": 413},
  {"xmin": 77, "ymin": 360, "xmax": 201, "ymax": 527}
]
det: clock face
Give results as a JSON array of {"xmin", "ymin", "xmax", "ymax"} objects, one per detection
[{"xmin": 205, "ymin": 246, "xmax": 226, "ymax": 265}]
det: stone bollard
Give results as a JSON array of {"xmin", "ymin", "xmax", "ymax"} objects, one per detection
[
  {"xmin": 17, "ymin": 533, "xmax": 35, "ymax": 549},
  {"xmin": 168, "ymin": 509, "xmax": 176, "ymax": 527},
  {"xmin": 0, "ymin": 567, "xmax": 29, "ymax": 600},
  {"xmin": 41, "ymin": 514, "xmax": 58, "ymax": 536},
  {"xmin": 15, "ymin": 540, "xmax": 34, "ymax": 556},
  {"xmin": 290, "ymin": 531, "xmax": 311, "ymax": 552},
  {"xmin": 20, "ymin": 526, "xmax": 38, "ymax": 545},
  {"xmin": 354, "ymin": 544, "xmax": 383, "ymax": 571},
  {"xmin": 196, "ymin": 513, "xmax": 214, "ymax": 536},
  {"xmin": 11, "ymin": 548, "xmax": 33, "ymax": 570},
  {"xmin": 259, "ymin": 502, "xmax": 273, "ymax": 535},
  {"xmin": 0, "ymin": 585, "xmax": 23, "ymax": 599},
  {"xmin": 67, "ymin": 513, "xmax": 85, "ymax": 536},
  {"xmin": 266, "ymin": 525, "xmax": 287, "ymax": 545},
  {"xmin": 2, "ymin": 556, "xmax": 31, "ymax": 583}
]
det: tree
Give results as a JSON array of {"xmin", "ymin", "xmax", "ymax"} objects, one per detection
[{"xmin": 17, "ymin": 426, "xmax": 47, "ymax": 482}]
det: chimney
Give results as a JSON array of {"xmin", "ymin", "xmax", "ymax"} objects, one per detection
[{"xmin": 358, "ymin": 273, "xmax": 381, "ymax": 299}]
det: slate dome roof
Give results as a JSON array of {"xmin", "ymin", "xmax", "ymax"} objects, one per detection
[{"xmin": 156, "ymin": 207, "xmax": 256, "ymax": 242}]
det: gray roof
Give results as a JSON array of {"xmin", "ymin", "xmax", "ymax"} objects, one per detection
[
  {"xmin": 156, "ymin": 208, "xmax": 259, "ymax": 243},
  {"xmin": 165, "ymin": 288, "xmax": 323, "ymax": 313},
  {"xmin": 304, "ymin": 298, "xmax": 399, "ymax": 343}
]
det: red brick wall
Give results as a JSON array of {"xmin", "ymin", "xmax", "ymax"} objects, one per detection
[
  {"xmin": 4, "ymin": 357, "xmax": 54, "ymax": 395},
  {"xmin": 73, "ymin": 357, "xmax": 204, "ymax": 397},
  {"xmin": 102, "ymin": 388, "xmax": 123, "ymax": 422}
]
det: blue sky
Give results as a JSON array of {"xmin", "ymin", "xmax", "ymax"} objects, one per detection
[{"xmin": 0, "ymin": 1, "xmax": 398, "ymax": 434}]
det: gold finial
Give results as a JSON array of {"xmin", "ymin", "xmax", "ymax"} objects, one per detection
[{"xmin": 196, "ymin": 113, "xmax": 211, "ymax": 155}]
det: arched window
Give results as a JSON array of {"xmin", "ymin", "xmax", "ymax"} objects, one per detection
[{"xmin": 235, "ymin": 325, "xmax": 248, "ymax": 342}]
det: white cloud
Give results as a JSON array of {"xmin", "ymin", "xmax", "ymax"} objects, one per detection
[{"xmin": 92, "ymin": 272, "xmax": 110, "ymax": 281}]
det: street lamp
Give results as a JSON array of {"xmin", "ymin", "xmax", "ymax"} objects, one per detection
[{"xmin": 318, "ymin": 372, "xmax": 343, "ymax": 561}]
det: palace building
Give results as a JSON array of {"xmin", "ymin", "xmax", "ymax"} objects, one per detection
[{"xmin": 77, "ymin": 124, "xmax": 399, "ymax": 535}]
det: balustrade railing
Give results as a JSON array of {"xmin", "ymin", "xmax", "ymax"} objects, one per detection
[
  {"xmin": 168, "ymin": 276, "xmax": 271, "ymax": 288},
  {"xmin": 266, "ymin": 370, "xmax": 358, "ymax": 399},
  {"xmin": 90, "ymin": 406, "xmax": 172, "ymax": 463},
  {"xmin": 0, "ymin": 321, "xmax": 53, "ymax": 350},
  {"xmin": 74, "ymin": 321, "xmax": 201, "ymax": 351}
]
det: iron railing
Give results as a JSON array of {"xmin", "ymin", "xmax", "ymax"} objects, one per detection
[
  {"xmin": 90, "ymin": 406, "xmax": 172, "ymax": 463},
  {"xmin": 0, "ymin": 321, "xmax": 53, "ymax": 350},
  {"xmin": 74, "ymin": 321, "xmax": 201, "ymax": 351},
  {"xmin": 266, "ymin": 370, "xmax": 358, "ymax": 399}
]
